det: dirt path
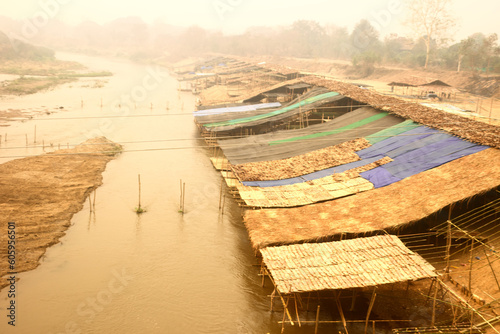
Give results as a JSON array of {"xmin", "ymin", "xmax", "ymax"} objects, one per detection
[{"xmin": 0, "ymin": 137, "xmax": 121, "ymax": 290}]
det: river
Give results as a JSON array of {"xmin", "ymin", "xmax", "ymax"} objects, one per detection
[{"xmin": 0, "ymin": 53, "xmax": 302, "ymax": 334}]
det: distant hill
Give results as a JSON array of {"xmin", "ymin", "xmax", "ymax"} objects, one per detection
[{"xmin": 0, "ymin": 30, "xmax": 55, "ymax": 61}]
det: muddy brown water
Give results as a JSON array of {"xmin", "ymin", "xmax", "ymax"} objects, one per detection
[{"xmin": 0, "ymin": 53, "xmax": 311, "ymax": 334}]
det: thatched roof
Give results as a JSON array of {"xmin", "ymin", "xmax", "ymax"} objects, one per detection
[
  {"xmin": 244, "ymin": 148, "xmax": 500, "ymax": 249},
  {"xmin": 231, "ymin": 138, "xmax": 370, "ymax": 181},
  {"xmin": 261, "ymin": 235, "xmax": 437, "ymax": 294},
  {"xmin": 387, "ymin": 76, "xmax": 437, "ymax": 87},
  {"xmin": 199, "ymin": 85, "xmax": 232, "ymax": 106},
  {"xmin": 236, "ymin": 157, "xmax": 391, "ymax": 208},
  {"xmin": 301, "ymin": 77, "xmax": 500, "ymax": 149}
]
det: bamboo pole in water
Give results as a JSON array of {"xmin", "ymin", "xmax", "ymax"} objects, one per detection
[
  {"xmin": 314, "ymin": 305, "xmax": 320, "ymax": 334},
  {"xmin": 138, "ymin": 174, "xmax": 142, "ymax": 211}
]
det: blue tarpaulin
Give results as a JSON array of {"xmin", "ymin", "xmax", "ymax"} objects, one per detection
[
  {"xmin": 242, "ymin": 124, "xmax": 489, "ymax": 189},
  {"xmin": 360, "ymin": 134, "xmax": 489, "ymax": 188},
  {"xmin": 241, "ymin": 155, "xmax": 387, "ymax": 187},
  {"xmin": 193, "ymin": 102, "xmax": 281, "ymax": 117}
]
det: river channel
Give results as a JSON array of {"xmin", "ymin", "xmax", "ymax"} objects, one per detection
[{"xmin": 0, "ymin": 53, "xmax": 299, "ymax": 334}]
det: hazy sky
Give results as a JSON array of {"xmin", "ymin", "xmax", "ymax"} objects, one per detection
[{"xmin": 2, "ymin": 0, "xmax": 499, "ymax": 39}]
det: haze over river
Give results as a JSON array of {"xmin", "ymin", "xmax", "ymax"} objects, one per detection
[{"xmin": 0, "ymin": 53, "xmax": 302, "ymax": 334}]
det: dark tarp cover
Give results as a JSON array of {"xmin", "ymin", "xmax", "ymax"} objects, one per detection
[
  {"xmin": 220, "ymin": 107, "xmax": 404, "ymax": 164},
  {"xmin": 202, "ymin": 88, "xmax": 347, "ymax": 132}
]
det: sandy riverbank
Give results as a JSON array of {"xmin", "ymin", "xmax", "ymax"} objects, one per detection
[{"xmin": 0, "ymin": 137, "xmax": 121, "ymax": 290}]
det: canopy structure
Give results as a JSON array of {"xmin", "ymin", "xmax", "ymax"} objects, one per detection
[
  {"xmin": 261, "ymin": 235, "xmax": 437, "ymax": 294},
  {"xmin": 219, "ymin": 107, "xmax": 404, "ymax": 165},
  {"xmin": 244, "ymin": 148, "xmax": 500, "ymax": 249},
  {"xmin": 200, "ymin": 88, "xmax": 344, "ymax": 132}
]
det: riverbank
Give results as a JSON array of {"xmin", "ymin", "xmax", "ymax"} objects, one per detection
[{"xmin": 0, "ymin": 137, "xmax": 122, "ymax": 290}]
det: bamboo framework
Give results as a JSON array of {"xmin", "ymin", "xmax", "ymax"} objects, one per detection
[{"xmin": 259, "ymin": 235, "xmax": 438, "ymax": 333}]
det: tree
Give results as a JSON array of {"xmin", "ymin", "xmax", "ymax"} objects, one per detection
[
  {"xmin": 405, "ymin": 0, "xmax": 456, "ymax": 69},
  {"xmin": 350, "ymin": 19, "xmax": 381, "ymax": 54}
]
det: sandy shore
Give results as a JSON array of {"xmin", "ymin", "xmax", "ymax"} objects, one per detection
[{"xmin": 0, "ymin": 137, "xmax": 121, "ymax": 290}]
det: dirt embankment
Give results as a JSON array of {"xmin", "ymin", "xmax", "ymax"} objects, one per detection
[
  {"xmin": 0, "ymin": 137, "xmax": 122, "ymax": 290},
  {"xmin": 252, "ymin": 55, "xmax": 500, "ymax": 97}
]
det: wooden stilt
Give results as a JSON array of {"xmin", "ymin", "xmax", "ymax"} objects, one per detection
[
  {"xmin": 431, "ymin": 279, "xmax": 439, "ymax": 326},
  {"xmin": 261, "ymin": 263, "xmax": 265, "ymax": 288},
  {"xmin": 281, "ymin": 296, "xmax": 289, "ymax": 334},
  {"xmin": 350, "ymin": 289, "xmax": 358, "ymax": 311},
  {"xmin": 270, "ymin": 289, "xmax": 276, "ymax": 312},
  {"xmin": 294, "ymin": 294, "xmax": 301, "ymax": 327},
  {"xmin": 365, "ymin": 288, "xmax": 377, "ymax": 334},
  {"xmin": 335, "ymin": 291, "xmax": 348, "ymax": 333},
  {"xmin": 426, "ymin": 279, "xmax": 436, "ymax": 304},
  {"xmin": 306, "ymin": 292, "xmax": 311, "ymax": 312},
  {"xmin": 314, "ymin": 305, "xmax": 320, "ymax": 334}
]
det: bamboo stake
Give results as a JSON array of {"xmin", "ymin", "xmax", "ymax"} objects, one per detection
[
  {"xmin": 219, "ymin": 177, "xmax": 224, "ymax": 211},
  {"xmin": 335, "ymin": 291, "xmax": 348, "ymax": 333},
  {"xmin": 34, "ymin": 125, "xmax": 37, "ymax": 143},
  {"xmin": 270, "ymin": 289, "xmax": 276, "ymax": 312},
  {"xmin": 445, "ymin": 220, "xmax": 452, "ymax": 275},
  {"xmin": 137, "ymin": 174, "xmax": 142, "ymax": 213},
  {"xmin": 25, "ymin": 134, "xmax": 28, "ymax": 147},
  {"xmin": 365, "ymin": 288, "xmax": 377, "ymax": 334},
  {"xmin": 314, "ymin": 305, "xmax": 320, "ymax": 334},
  {"xmin": 469, "ymin": 240, "xmax": 474, "ymax": 292},
  {"xmin": 484, "ymin": 249, "xmax": 500, "ymax": 291},
  {"xmin": 350, "ymin": 290, "xmax": 357, "ymax": 311},
  {"xmin": 294, "ymin": 294, "xmax": 301, "ymax": 327},
  {"xmin": 431, "ymin": 279, "xmax": 438, "ymax": 326},
  {"xmin": 281, "ymin": 296, "xmax": 289, "ymax": 334}
]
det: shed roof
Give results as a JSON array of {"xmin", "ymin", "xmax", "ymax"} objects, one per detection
[
  {"xmin": 260, "ymin": 235, "xmax": 437, "ymax": 294},
  {"xmin": 244, "ymin": 148, "xmax": 500, "ymax": 249}
]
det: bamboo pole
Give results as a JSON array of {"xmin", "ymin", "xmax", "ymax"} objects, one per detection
[
  {"xmin": 137, "ymin": 174, "xmax": 142, "ymax": 213},
  {"xmin": 335, "ymin": 291, "xmax": 348, "ymax": 333},
  {"xmin": 469, "ymin": 240, "xmax": 474, "ymax": 292},
  {"xmin": 34, "ymin": 125, "xmax": 37, "ymax": 143},
  {"xmin": 350, "ymin": 290, "xmax": 357, "ymax": 311},
  {"xmin": 431, "ymin": 279, "xmax": 438, "ymax": 326},
  {"xmin": 270, "ymin": 289, "xmax": 276, "ymax": 312},
  {"xmin": 281, "ymin": 296, "xmax": 289, "ymax": 334},
  {"xmin": 25, "ymin": 134, "xmax": 28, "ymax": 147},
  {"xmin": 219, "ymin": 177, "xmax": 224, "ymax": 211},
  {"xmin": 365, "ymin": 288, "xmax": 377, "ymax": 334},
  {"xmin": 446, "ymin": 220, "xmax": 452, "ymax": 276},
  {"xmin": 294, "ymin": 294, "xmax": 301, "ymax": 327},
  {"xmin": 314, "ymin": 305, "xmax": 320, "ymax": 334},
  {"xmin": 437, "ymin": 278, "xmax": 500, "ymax": 334}
]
